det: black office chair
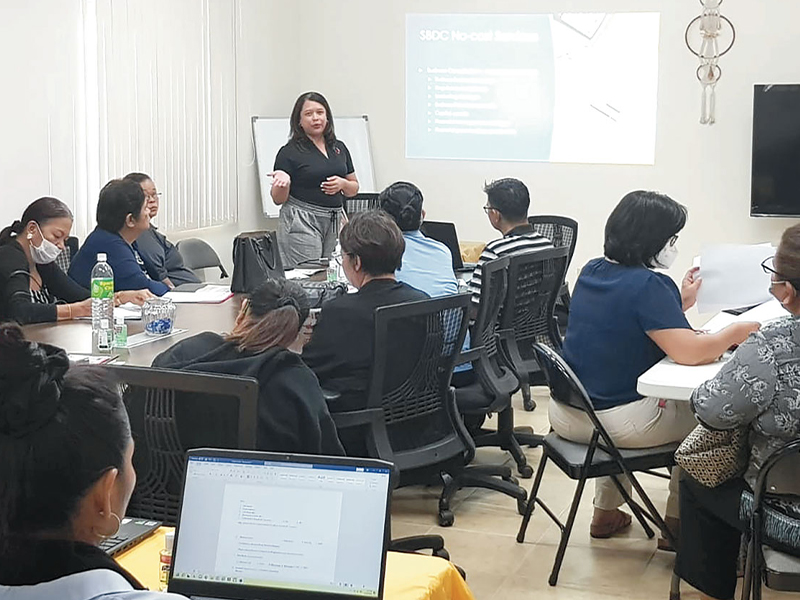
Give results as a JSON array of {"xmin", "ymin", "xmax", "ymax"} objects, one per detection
[
  {"xmin": 343, "ymin": 193, "xmax": 379, "ymax": 217},
  {"xmin": 107, "ymin": 365, "xmax": 258, "ymax": 526},
  {"xmin": 497, "ymin": 246, "xmax": 570, "ymax": 412},
  {"xmin": 55, "ymin": 236, "xmax": 80, "ymax": 273},
  {"xmin": 454, "ymin": 256, "xmax": 535, "ymax": 478},
  {"xmin": 740, "ymin": 439, "xmax": 800, "ymax": 600},
  {"xmin": 517, "ymin": 344, "xmax": 677, "ymax": 587},
  {"xmin": 529, "ymin": 215, "xmax": 578, "ymax": 337},
  {"xmin": 331, "ymin": 294, "xmax": 527, "ymax": 527},
  {"xmin": 176, "ymin": 238, "xmax": 229, "ymax": 281}
]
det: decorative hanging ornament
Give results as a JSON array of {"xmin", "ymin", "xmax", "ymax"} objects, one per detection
[{"xmin": 685, "ymin": 0, "xmax": 736, "ymax": 124}]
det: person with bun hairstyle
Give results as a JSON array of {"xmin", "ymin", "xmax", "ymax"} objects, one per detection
[
  {"xmin": 270, "ymin": 91, "xmax": 359, "ymax": 269},
  {"xmin": 69, "ymin": 179, "xmax": 170, "ymax": 296},
  {"xmin": 153, "ymin": 278, "xmax": 343, "ymax": 456},
  {"xmin": 0, "ymin": 198, "xmax": 152, "ymax": 325},
  {"xmin": 0, "ymin": 323, "xmax": 186, "ymax": 598}
]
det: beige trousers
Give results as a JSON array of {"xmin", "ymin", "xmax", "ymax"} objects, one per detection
[{"xmin": 548, "ymin": 396, "xmax": 696, "ymax": 519}]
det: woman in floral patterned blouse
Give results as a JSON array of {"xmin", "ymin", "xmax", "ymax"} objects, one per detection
[{"xmin": 676, "ymin": 223, "xmax": 800, "ymax": 600}]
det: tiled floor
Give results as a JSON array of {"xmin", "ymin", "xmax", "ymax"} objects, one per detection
[{"xmin": 389, "ymin": 387, "xmax": 794, "ymax": 600}]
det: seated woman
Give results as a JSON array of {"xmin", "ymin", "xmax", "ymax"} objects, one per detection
[
  {"xmin": 675, "ymin": 224, "xmax": 800, "ymax": 600},
  {"xmin": 302, "ymin": 210, "xmax": 428, "ymax": 414},
  {"xmin": 69, "ymin": 179, "xmax": 170, "ymax": 295},
  {"xmin": 555, "ymin": 191, "xmax": 759, "ymax": 541},
  {"xmin": 123, "ymin": 172, "xmax": 201, "ymax": 289},
  {"xmin": 0, "ymin": 323, "xmax": 186, "ymax": 598},
  {"xmin": 152, "ymin": 278, "xmax": 343, "ymax": 456},
  {"xmin": 0, "ymin": 197, "xmax": 152, "ymax": 325}
]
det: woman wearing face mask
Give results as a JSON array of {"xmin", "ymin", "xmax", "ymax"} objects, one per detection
[
  {"xmin": 553, "ymin": 191, "xmax": 759, "ymax": 543},
  {"xmin": 0, "ymin": 198, "xmax": 152, "ymax": 325}
]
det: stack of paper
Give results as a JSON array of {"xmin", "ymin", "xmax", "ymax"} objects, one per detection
[
  {"xmin": 701, "ymin": 299, "xmax": 790, "ymax": 334},
  {"xmin": 164, "ymin": 284, "xmax": 233, "ymax": 304},
  {"xmin": 696, "ymin": 244, "xmax": 775, "ymax": 314}
]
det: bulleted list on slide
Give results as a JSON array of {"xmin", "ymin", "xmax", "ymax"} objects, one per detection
[{"xmin": 405, "ymin": 13, "xmax": 660, "ymax": 165}]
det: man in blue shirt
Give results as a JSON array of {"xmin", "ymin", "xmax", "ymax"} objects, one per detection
[{"xmin": 378, "ymin": 181, "xmax": 473, "ymax": 384}]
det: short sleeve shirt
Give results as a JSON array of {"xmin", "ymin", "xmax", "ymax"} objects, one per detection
[
  {"xmin": 273, "ymin": 139, "xmax": 355, "ymax": 209},
  {"xmin": 562, "ymin": 258, "xmax": 692, "ymax": 410}
]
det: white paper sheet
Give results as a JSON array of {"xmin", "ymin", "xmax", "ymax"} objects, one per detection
[
  {"xmin": 77, "ymin": 303, "xmax": 141, "ymax": 321},
  {"xmin": 700, "ymin": 299, "xmax": 790, "ymax": 334},
  {"xmin": 696, "ymin": 244, "xmax": 775, "ymax": 314},
  {"xmin": 164, "ymin": 284, "xmax": 233, "ymax": 304},
  {"xmin": 284, "ymin": 268, "xmax": 325, "ymax": 280}
]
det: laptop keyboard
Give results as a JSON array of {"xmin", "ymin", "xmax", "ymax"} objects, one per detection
[{"xmin": 99, "ymin": 535, "xmax": 128, "ymax": 553}]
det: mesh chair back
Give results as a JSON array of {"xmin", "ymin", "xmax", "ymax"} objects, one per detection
[
  {"xmin": 529, "ymin": 215, "xmax": 578, "ymax": 272},
  {"xmin": 55, "ymin": 236, "xmax": 80, "ymax": 273},
  {"xmin": 367, "ymin": 294, "xmax": 471, "ymax": 467},
  {"xmin": 176, "ymin": 237, "xmax": 229, "ymax": 278},
  {"xmin": 107, "ymin": 365, "xmax": 258, "ymax": 525},
  {"xmin": 500, "ymin": 246, "xmax": 569, "ymax": 354},
  {"xmin": 344, "ymin": 193, "xmax": 379, "ymax": 217}
]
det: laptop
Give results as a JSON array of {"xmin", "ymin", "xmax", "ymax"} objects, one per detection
[
  {"xmin": 168, "ymin": 449, "xmax": 395, "ymax": 600},
  {"xmin": 419, "ymin": 221, "xmax": 477, "ymax": 273},
  {"xmin": 99, "ymin": 517, "xmax": 161, "ymax": 556}
]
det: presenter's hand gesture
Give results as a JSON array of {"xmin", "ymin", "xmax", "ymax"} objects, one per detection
[
  {"xmin": 270, "ymin": 170, "xmax": 291, "ymax": 188},
  {"xmin": 321, "ymin": 176, "xmax": 346, "ymax": 195},
  {"xmin": 681, "ymin": 266, "xmax": 702, "ymax": 311}
]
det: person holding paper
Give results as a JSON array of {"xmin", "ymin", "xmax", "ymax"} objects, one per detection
[
  {"xmin": 676, "ymin": 223, "xmax": 800, "ymax": 600},
  {"xmin": 554, "ymin": 191, "xmax": 759, "ymax": 542},
  {"xmin": 0, "ymin": 197, "xmax": 151, "ymax": 324},
  {"xmin": 270, "ymin": 91, "xmax": 359, "ymax": 269}
]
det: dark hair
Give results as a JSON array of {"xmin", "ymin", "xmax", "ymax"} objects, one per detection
[
  {"xmin": 339, "ymin": 210, "xmax": 405, "ymax": 276},
  {"xmin": 122, "ymin": 172, "xmax": 152, "ymax": 185},
  {"xmin": 483, "ymin": 178, "xmax": 530, "ymax": 222},
  {"xmin": 0, "ymin": 197, "xmax": 73, "ymax": 247},
  {"xmin": 225, "ymin": 279, "xmax": 310, "ymax": 353},
  {"xmin": 289, "ymin": 91, "xmax": 336, "ymax": 147},
  {"xmin": 604, "ymin": 191, "xmax": 688, "ymax": 267},
  {"xmin": 0, "ymin": 323, "xmax": 130, "ymax": 545},
  {"xmin": 96, "ymin": 179, "xmax": 147, "ymax": 233},
  {"xmin": 775, "ymin": 224, "xmax": 800, "ymax": 289},
  {"xmin": 378, "ymin": 182, "xmax": 424, "ymax": 232}
]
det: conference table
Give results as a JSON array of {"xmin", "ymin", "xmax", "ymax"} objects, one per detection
[
  {"xmin": 636, "ymin": 355, "xmax": 725, "ymax": 401},
  {"xmin": 117, "ymin": 527, "xmax": 475, "ymax": 600}
]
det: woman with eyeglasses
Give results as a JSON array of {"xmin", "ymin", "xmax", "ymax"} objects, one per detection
[
  {"xmin": 0, "ymin": 198, "xmax": 152, "ymax": 324},
  {"xmin": 152, "ymin": 278, "xmax": 344, "ymax": 456},
  {"xmin": 122, "ymin": 173, "xmax": 200, "ymax": 289},
  {"xmin": 554, "ymin": 191, "xmax": 759, "ymax": 543},
  {"xmin": 675, "ymin": 223, "xmax": 800, "ymax": 600}
]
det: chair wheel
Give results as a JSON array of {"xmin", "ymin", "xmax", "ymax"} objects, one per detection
[
  {"xmin": 438, "ymin": 510, "xmax": 454, "ymax": 527},
  {"xmin": 518, "ymin": 464, "xmax": 534, "ymax": 479},
  {"xmin": 517, "ymin": 497, "xmax": 528, "ymax": 515},
  {"xmin": 523, "ymin": 398, "xmax": 537, "ymax": 412}
]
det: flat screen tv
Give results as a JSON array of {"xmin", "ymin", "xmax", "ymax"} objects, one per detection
[{"xmin": 751, "ymin": 84, "xmax": 800, "ymax": 217}]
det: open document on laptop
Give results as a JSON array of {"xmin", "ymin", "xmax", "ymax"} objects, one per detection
[{"xmin": 168, "ymin": 449, "xmax": 393, "ymax": 600}]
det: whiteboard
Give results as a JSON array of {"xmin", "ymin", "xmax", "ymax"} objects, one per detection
[{"xmin": 252, "ymin": 115, "xmax": 377, "ymax": 218}]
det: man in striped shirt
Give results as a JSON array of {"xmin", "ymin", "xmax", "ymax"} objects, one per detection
[{"xmin": 468, "ymin": 178, "xmax": 553, "ymax": 304}]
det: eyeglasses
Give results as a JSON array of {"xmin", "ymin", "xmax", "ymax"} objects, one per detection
[
  {"xmin": 761, "ymin": 256, "xmax": 800, "ymax": 288},
  {"xmin": 483, "ymin": 205, "xmax": 498, "ymax": 215},
  {"xmin": 145, "ymin": 192, "xmax": 163, "ymax": 200},
  {"xmin": 668, "ymin": 235, "xmax": 679, "ymax": 247}
]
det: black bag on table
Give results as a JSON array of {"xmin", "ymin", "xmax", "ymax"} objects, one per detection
[{"xmin": 231, "ymin": 231, "xmax": 283, "ymax": 294}]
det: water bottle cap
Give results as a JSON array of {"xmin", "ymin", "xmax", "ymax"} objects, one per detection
[
  {"xmin": 115, "ymin": 316, "xmax": 125, "ymax": 325},
  {"xmin": 165, "ymin": 530, "xmax": 175, "ymax": 552},
  {"xmin": 97, "ymin": 253, "xmax": 107, "ymax": 262}
]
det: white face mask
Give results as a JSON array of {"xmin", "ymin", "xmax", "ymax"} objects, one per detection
[
  {"xmin": 653, "ymin": 240, "xmax": 678, "ymax": 269},
  {"xmin": 28, "ymin": 223, "xmax": 62, "ymax": 264}
]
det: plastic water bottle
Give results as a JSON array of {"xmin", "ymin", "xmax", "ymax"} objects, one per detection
[
  {"xmin": 91, "ymin": 253, "xmax": 114, "ymax": 354},
  {"xmin": 327, "ymin": 242, "xmax": 342, "ymax": 283}
]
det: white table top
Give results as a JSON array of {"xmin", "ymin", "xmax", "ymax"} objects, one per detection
[{"xmin": 637, "ymin": 354, "xmax": 730, "ymax": 401}]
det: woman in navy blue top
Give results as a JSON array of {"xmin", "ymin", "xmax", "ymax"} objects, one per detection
[
  {"xmin": 69, "ymin": 179, "xmax": 170, "ymax": 296},
  {"xmin": 556, "ymin": 191, "xmax": 759, "ymax": 543}
]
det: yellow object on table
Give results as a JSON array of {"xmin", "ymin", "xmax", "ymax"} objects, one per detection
[
  {"xmin": 459, "ymin": 241, "xmax": 486, "ymax": 264},
  {"xmin": 117, "ymin": 527, "xmax": 475, "ymax": 600}
]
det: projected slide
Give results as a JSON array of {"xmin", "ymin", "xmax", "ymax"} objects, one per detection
[{"xmin": 406, "ymin": 13, "xmax": 660, "ymax": 165}]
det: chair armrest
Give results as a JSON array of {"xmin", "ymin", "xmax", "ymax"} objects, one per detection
[
  {"xmin": 321, "ymin": 388, "xmax": 341, "ymax": 403},
  {"xmin": 331, "ymin": 408, "xmax": 384, "ymax": 430},
  {"xmin": 455, "ymin": 346, "xmax": 483, "ymax": 366},
  {"xmin": 389, "ymin": 535, "xmax": 446, "ymax": 554}
]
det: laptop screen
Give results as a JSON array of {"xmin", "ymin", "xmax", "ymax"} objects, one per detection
[{"xmin": 170, "ymin": 452, "xmax": 393, "ymax": 599}]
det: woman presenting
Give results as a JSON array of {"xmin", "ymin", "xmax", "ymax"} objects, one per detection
[{"xmin": 270, "ymin": 91, "xmax": 359, "ymax": 269}]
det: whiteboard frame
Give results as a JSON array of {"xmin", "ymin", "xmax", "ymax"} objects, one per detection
[{"xmin": 252, "ymin": 115, "xmax": 377, "ymax": 218}]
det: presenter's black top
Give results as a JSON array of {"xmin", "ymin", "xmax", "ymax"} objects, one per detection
[{"xmin": 273, "ymin": 138, "xmax": 355, "ymax": 209}]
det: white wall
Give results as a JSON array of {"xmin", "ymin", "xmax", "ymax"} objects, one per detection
[{"xmin": 293, "ymin": 0, "xmax": 800, "ymax": 309}]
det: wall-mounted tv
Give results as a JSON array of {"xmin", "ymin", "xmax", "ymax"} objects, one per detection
[{"xmin": 751, "ymin": 84, "xmax": 800, "ymax": 217}]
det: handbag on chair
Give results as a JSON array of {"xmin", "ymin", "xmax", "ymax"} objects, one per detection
[
  {"xmin": 675, "ymin": 423, "xmax": 749, "ymax": 488},
  {"xmin": 231, "ymin": 231, "xmax": 283, "ymax": 294},
  {"xmin": 297, "ymin": 280, "xmax": 348, "ymax": 308}
]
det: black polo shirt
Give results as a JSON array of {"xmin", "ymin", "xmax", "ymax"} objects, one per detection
[{"xmin": 274, "ymin": 138, "xmax": 355, "ymax": 209}]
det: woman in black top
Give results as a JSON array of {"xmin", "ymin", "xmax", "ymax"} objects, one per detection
[
  {"xmin": 270, "ymin": 91, "xmax": 360, "ymax": 269},
  {"xmin": 0, "ymin": 198, "xmax": 150, "ymax": 325}
]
